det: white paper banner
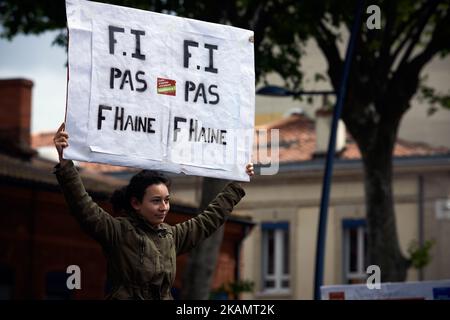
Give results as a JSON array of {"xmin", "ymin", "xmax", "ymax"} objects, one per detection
[{"xmin": 64, "ymin": 0, "xmax": 255, "ymax": 181}]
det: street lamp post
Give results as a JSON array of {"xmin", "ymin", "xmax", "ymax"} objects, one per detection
[
  {"xmin": 256, "ymin": 85, "xmax": 338, "ymax": 300},
  {"xmin": 256, "ymin": 0, "xmax": 365, "ymax": 300}
]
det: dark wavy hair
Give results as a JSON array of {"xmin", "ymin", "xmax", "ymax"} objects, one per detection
[{"xmin": 110, "ymin": 170, "xmax": 171, "ymax": 213}]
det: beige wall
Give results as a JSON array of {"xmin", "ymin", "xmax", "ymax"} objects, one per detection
[
  {"xmin": 237, "ymin": 167, "xmax": 450, "ymax": 299},
  {"xmin": 423, "ymin": 173, "xmax": 450, "ymax": 280},
  {"xmin": 398, "ymin": 56, "xmax": 450, "ymax": 149},
  {"xmin": 169, "ymin": 163, "xmax": 450, "ymax": 300},
  {"xmin": 167, "ymin": 175, "xmax": 202, "ymax": 206}
]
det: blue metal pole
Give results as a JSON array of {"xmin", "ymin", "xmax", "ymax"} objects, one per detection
[{"xmin": 313, "ymin": 0, "xmax": 365, "ymax": 300}]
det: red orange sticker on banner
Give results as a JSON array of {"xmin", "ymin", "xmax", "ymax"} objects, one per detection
[{"xmin": 157, "ymin": 78, "xmax": 176, "ymax": 96}]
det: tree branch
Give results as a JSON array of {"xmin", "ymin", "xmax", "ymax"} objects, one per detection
[
  {"xmin": 388, "ymin": 7, "xmax": 450, "ymax": 119},
  {"xmin": 378, "ymin": 1, "xmax": 397, "ymax": 63},
  {"xmin": 407, "ymin": 10, "xmax": 450, "ymax": 74},
  {"xmin": 384, "ymin": 1, "xmax": 434, "ymax": 74},
  {"xmin": 395, "ymin": 1, "xmax": 439, "ymax": 73},
  {"xmin": 314, "ymin": 20, "xmax": 343, "ymax": 90},
  {"xmin": 389, "ymin": 0, "xmax": 429, "ymax": 47},
  {"xmin": 248, "ymin": 4, "xmax": 270, "ymax": 56}
]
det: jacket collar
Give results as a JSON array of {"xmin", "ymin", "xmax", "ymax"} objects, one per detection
[{"xmin": 127, "ymin": 210, "xmax": 169, "ymax": 237}]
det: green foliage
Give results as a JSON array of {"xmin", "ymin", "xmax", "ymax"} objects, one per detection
[
  {"xmin": 418, "ymin": 85, "xmax": 450, "ymax": 115},
  {"xmin": 1, "ymin": 0, "xmax": 449, "ymax": 97},
  {"xmin": 315, "ymin": 73, "xmax": 327, "ymax": 83},
  {"xmin": 227, "ymin": 279, "xmax": 255, "ymax": 295},
  {"xmin": 210, "ymin": 279, "xmax": 255, "ymax": 299},
  {"xmin": 407, "ymin": 239, "xmax": 436, "ymax": 269}
]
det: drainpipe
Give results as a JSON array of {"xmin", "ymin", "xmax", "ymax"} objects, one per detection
[
  {"xmin": 234, "ymin": 242, "xmax": 240, "ymax": 300},
  {"xmin": 28, "ymin": 188, "xmax": 38, "ymax": 299},
  {"xmin": 418, "ymin": 174, "xmax": 424, "ymax": 281},
  {"xmin": 234, "ymin": 225, "xmax": 251, "ymax": 300}
]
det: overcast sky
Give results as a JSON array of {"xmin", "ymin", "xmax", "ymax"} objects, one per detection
[{"xmin": 0, "ymin": 30, "xmax": 67, "ymax": 134}]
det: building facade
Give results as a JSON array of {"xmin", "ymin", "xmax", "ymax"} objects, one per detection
[
  {"xmin": 0, "ymin": 78, "xmax": 254, "ymax": 299},
  {"xmin": 235, "ymin": 114, "xmax": 450, "ymax": 299}
]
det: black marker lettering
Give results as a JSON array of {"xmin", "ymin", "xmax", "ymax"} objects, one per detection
[
  {"xmin": 147, "ymin": 118, "xmax": 155, "ymax": 133},
  {"xmin": 220, "ymin": 130, "xmax": 227, "ymax": 145},
  {"xmin": 130, "ymin": 29, "xmax": 146, "ymax": 60},
  {"xmin": 208, "ymin": 84, "xmax": 219, "ymax": 105},
  {"xmin": 138, "ymin": 117, "xmax": 147, "ymax": 132},
  {"xmin": 189, "ymin": 118, "xmax": 198, "ymax": 141},
  {"xmin": 198, "ymin": 127, "xmax": 206, "ymax": 143},
  {"xmin": 135, "ymin": 70, "xmax": 147, "ymax": 92},
  {"xmin": 173, "ymin": 117, "xmax": 187, "ymax": 142},
  {"xmin": 194, "ymin": 83, "xmax": 207, "ymax": 104},
  {"xmin": 114, "ymin": 107, "xmax": 124, "ymax": 130},
  {"xmin": 185, "ymin": 81, "xmax": 196, "ymax": 102},
  {"xmin": 120, "ymin": 70, "xmax": 134, "ymax": 91},
  {"xmin": 211, "ymin": 128, "xmax": 217, "ymax": 143},
  {"xmin": 110, "ymin": 68, "xmax": 121, "ymax": 89},
  {"xmin": 183, "ymin": 40, "xmax": 198, "ymax": 69},
  {"xmin": 109, "ymin": 26, "xmax": 125, "ymax": 55},
  {"xmin": 98, "ymin": 105, "xmax": 112, "ymax": 130},
  {"xmin": 204, "ymin": 43, "xmax": 218, "ymax": 73},
  {"xmin": 124, "ymin": 115, "xmax": 134, "ymax": 131}
]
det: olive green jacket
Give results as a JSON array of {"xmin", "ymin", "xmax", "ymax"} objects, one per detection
[{"xmin": 54, "ymin": 161, "xmax": 245, "ymax": 300}]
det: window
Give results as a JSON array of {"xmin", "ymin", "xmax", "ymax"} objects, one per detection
[
  {"xmin": 342, "ymin": 219, "xmax": 367, "ymax": 284},
  {"xmin": 261, "ymin": 222, "xmax": 290, "ymax": 293}
]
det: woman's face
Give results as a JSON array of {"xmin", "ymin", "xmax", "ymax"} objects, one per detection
[{"xmin": 131, "ymin": 183, "xmax": 170, "ymax": 226}]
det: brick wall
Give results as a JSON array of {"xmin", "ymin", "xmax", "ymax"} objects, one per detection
[{"xmin": 0, "ymin": 79, "xmax": 33, "ymax": 147}]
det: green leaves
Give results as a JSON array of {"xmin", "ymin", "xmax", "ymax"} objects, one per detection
[
  {"xmin": 211, "ymin": 279, "xmax": 255, "ymax": 298},
  {"xmin": 0, "ymin": 1, "xmax": 66, "ymax": 39},
  {"xmin": 1, "ymin": 0, "xmax": 448, "ymax": 110},
  {"xmin": 418, "ymin": 85, "xmax": 450, "ymax": 115},
  {"xmin": 407, "ymin": 239, "xmax": 436, "ymax": 269}
]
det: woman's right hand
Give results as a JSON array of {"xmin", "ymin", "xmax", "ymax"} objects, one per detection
[{"xmin": 53, "ymin": 122, "xmax": 69, "ymax": 166}]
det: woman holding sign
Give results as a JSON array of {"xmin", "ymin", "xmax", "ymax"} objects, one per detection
[{"xmin": 53, "ymin": 123, "xmax": 254, "ymax": 300}]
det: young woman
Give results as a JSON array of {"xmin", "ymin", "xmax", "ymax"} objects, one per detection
[{"xmin": 53, "ymin": 123, "xmax": 254, "ymax": 300}]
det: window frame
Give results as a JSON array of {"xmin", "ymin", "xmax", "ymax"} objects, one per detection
[
  {"xmin": 342, "ymin": 219, "xmax": 367, "ymax": 284},
  {"xmin": 261, "ymin": 221, "xmax": 290, "ymax": 294}
]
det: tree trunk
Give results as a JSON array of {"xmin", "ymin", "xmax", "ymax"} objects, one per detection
[
  {"xmin": 181, "ymin": 178, "xmax": 229, "ymax": 300},
  {"xmin": 357, "ymin": 114, "xmax": 410, "ymax": 282}
]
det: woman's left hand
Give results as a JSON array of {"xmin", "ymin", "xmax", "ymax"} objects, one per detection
[{"xmin": 246, "ymin": 163, "xmax": 254, "ymax": 177}]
